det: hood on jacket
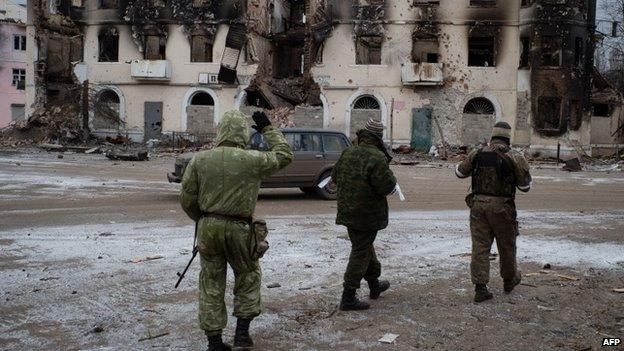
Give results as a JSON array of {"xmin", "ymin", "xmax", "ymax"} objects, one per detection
[{"xmin": 216, "ymin": 110, "xmax": 250, "ymax": 148}]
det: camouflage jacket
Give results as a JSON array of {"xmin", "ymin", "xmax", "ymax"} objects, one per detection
[
  {"xmin": 455, "ymin": 140, "xmax": 532, "ymax": 197},
  {"xmin": 332, "ymin": 131, "xmax": 397, "ymax": 231},
  {"xmin": 179, "ymin": 110, "xmax": 294, "ymax": 221}
]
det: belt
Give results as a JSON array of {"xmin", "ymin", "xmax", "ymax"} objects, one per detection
[{"xmin": 202, "ymin": 212, "xmax": 252, "ymax": 224}]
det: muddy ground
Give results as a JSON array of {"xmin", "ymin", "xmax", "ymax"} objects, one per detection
[{"xmin": 0, "ymin": 148, "xmax": 623, "ymax": 351}]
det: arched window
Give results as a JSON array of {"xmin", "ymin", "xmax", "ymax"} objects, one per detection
[
  {"xmin": 353, "ymin": 96, "xmax": 381, "ymax": 110},
  {"xmin": 190, "ymin": 92, "xmax": 215, "ymax": 106},
  {"xmin": 463, "ymin": 97, "xmax": 495, "ymax": 115},
  {"xmin": 94, "ymin": 89, "xmax": 121, "ymax": 130}
]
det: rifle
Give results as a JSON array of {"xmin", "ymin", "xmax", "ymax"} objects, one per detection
[{"xmin": 175, "ymin": 221, "xmax": 198, "ymax": 289}]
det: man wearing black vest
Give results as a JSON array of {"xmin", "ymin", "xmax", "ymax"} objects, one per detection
[{"xmin": 455, "ymin": 121, "xmax": 532, "ymax": 302}]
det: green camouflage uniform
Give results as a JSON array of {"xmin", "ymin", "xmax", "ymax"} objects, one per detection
[
  {"xmin": 455, "ymin": 140, "xmax": 532, "ymax": 285},
  {"xmin": 332, "ymin": 130, "xmax": 397, "ymax": 290},
  {"xmin": 179, "ymin": 110, "xmax": 293, "ymax": 336}
]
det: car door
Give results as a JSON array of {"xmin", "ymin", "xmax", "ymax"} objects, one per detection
[
  {"xmin": 322, "ymin": 133, "xmax": 350, "ymax": 169},
  {"xmin": 282, "ymin": 132, "xmax": 324, "ymax": 186}
]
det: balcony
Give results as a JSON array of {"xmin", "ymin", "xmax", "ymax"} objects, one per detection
[
  {"xmin": 401, "ymin": 62, "xmax": 444, "ymax": 86},
  {"xmin": 130, "ymin": 60, "xmax": 171, "ymax": 81}
]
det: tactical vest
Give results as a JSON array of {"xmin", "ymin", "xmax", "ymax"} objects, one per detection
[{"xmin": 471, "ymin": 148, "xmax": 516, "ymax": 198}]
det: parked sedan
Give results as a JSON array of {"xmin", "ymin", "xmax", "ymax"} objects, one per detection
[{"xmin": 167, "ymin": 128, "xmax": 351, "ymax": 200}]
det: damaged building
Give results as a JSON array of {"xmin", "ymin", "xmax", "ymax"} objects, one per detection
[{"xmin": 24, "ymin": 0, "xmax": 624, "ymax": 156}]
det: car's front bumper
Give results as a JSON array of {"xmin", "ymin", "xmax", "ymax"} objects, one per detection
[{"xmin": 167, "ymin": 172, "xmax": 182, "ymax": 183}]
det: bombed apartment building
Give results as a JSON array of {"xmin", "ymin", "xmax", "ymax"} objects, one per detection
[{"xmin": 24, "ymin": 0, "xmax": 621, "ymax": 155}]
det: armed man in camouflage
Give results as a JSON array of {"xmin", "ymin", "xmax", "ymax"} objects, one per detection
[
  {"xmin": 455, "ymin": 121, "xmax": 532, "ymax": 303},
  {"xmin": 179, "ymin": 110, "xmax": 293, "ymax": 351},
  {"xmin": 332, "ymin": 119, "xmax": 397, "ymax": 311}
]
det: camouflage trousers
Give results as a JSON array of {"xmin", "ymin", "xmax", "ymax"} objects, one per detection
[
  {"xmin": 197, "ymin": 217, "xmax": 261, "ymax": 336},
  {"xmin": 343, "ymin": 228, "xmax": 382, "ymax": 290},
  {"xmin": 469, "ymin": 195, "xmax": 520, "ymax": 285}
]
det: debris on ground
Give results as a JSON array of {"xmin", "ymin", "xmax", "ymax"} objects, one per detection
[
  {"xmin": 98, "ymin": 232, "xmax": 115, "ymax": 237},
  {"xmin": 524, "ymin": 270, "xmax": 580, "ymax": 281},
  {"xmin": 105, "ymin": 149, "xmax": 149, "ymax": 161},
  {"xmin": 130, "ymin": 255, "xmax": 164, "ymax": 263},
  {"xmin": 543, "ymin": 263, "xmax": 552, "ymax": 269},
  {"xmin": 85, "ymin": 147, "xmax": 101, "ymax": 154},
  {"xmin": 138, "ymin": 331, "xmax": 169, "ymax": 342},
  {"xmin": 39, "ymin": 143, "xmax": 67, "ymax": 152},
  {"xmin": 612, "ymin": 288, "xmax": 624, "ymax": 293},
  {"xmin": 378, "ymin": 333, "xmax": 399, "ymax": 344},
  {"xmin": 267, "ymin": 283, "xmax": 281, "ymax": 288},
  {"xmin": 537, "ymin": 305, "xmax": 556, "ymax": 312},
  {"xmin": 562, "ymin": 158, "xmax": 583, "ymax": 172},
  {"xmin": 392, "ymin": 145, "xmax": 413, "ymax": 154}
]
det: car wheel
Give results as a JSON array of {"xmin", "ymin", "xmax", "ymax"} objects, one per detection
[
  {"xmin": 300, "ymin": 187, "xmax": 316, "ymax": 195},
  {"xmin": 316, "ymin": 171, "xmax": 337, "ymax": 200}
]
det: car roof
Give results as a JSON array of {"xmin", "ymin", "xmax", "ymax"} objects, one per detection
[{"xmin": 280, "ymin": 128, "xmax": 346, "ymax": 135}]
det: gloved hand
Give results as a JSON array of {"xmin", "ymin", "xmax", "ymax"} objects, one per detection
[{"xmin": 252, "ymin": 111, "xmax": 272, "ymax": 133}]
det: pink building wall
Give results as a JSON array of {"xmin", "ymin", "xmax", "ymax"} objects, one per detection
[{"xmin": 0, "ymin": 21, "xmax": 27, "ymax": 127}]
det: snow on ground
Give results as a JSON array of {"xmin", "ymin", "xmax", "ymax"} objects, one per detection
[{"xmin": 2, "ymin": 210, "xmax": 623, "ymax": 350}]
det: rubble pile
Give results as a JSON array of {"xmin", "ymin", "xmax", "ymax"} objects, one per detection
[
  {"xmin": 0, "ymin": 104, "xmax": 86, "ymax": 146},
  {"xmin": 266, "ymin": 107, "xmax": 295, "ymax": 128}
]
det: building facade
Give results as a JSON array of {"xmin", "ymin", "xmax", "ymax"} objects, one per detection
[
  {"xmin": 25, "ymin": 0, "xmax": 622, "ymax": 156},
  {"xmin": 0, "ymin": 0, "xmax": 27, "ymax": 127}
]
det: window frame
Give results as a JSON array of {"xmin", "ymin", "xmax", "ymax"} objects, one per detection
[
  {"xmin": 13, "ymin": 35, "xmax": 26, "ymax": 51},
  {"xmin": 11, "ymin": 68, "xmax": 26, "ymax": 90}
]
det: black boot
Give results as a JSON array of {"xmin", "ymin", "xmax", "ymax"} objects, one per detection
[
  {"xmin": 504, "ymin": 272, "xmax": 522, "ymax": 294},
  {"xmin": 368, "ymin": 279, "xmax": 390, "ymax": 300},
  {"xmin": 207, "ymin": 334, "xmax": 231, "ymax": 351},
  {"xmin": 474, "ymin": 284, "xmax": 493, "ymax": 303},
  {"xmin": 339, "ymin": 289, "xmax": 370, "ymax": 311},
  {"xmin": 233, "ymin": 318, "xmax": 253, "ymax": 350}
]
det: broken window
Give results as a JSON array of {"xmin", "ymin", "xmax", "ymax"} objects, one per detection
[
  {"xmin": 289, "ymin": 2, "xmax": 306, "ymax": 27},
  {"xmin": 12, "ymin": 69, "xmax": 25, "ymax": 90},
  {"xmin": 521, "ymin": 0, "xmax": 533, "ymax": 6},
  {"xmin": 356, "ymin": 36, "xmax": 382, "ymax": 65},
  {"xmin": 274, "ymin": 43, "xmax": 304, "ymax": 78},
  {"xmin": 592, "ymin": 103, "xmax": 611, "ymax": 117},
  {"xmin": 191, "ymin": 36, "xmax": 213, "ymax": 62},
  {"xmin": 540, "ymin": 36, "xmax": 562, "ymax": 67},
  {"xmin": 145, "ymin": 35, "xmax": 166, "ymax": 60},
  {"xmin": 536, "ymin": 96, "xmax": 563, "ymax": 131},
  {"xmin": 468, "ymin": 36, "xmax": 495, "ymax": 67},
  {"xmin": 470, "ymin": 0, "xmax": 496, "ymax": 6},
  {"xmin": 100, "ymin": 0, "xmax": 117, "ymax": 9},
  {"xmin": 412, "ymin": 38, "xmax": 439, "ymax": 63},
  {"xmin": 519, "ymin": 37, "xmax": 530, "ymax": 68},
  {"xmin": 98, "ymin": 28, "xmax": 119, "ymax": 62},
  {"xmin": 13, "ymin": 35, "xmax": 26, "ymax": 51},
  {"xmin": 574, "ymin": 36, "xmax": 584, "ymax": 68}
]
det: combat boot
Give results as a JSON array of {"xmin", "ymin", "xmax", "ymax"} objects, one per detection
[
  {"xmin": 368, "ymin": 279, "xmax": 390, "ymax": 300},
  {"xmin": 474, "ymin": 284, "xmax": 493, "ymax": 303},
  {"xmin": 340, "ymin": 289, "xmax": 370, "ymax": 311},
  {"xmin": 233, "ymin": 318, "xmax": 253, "ymax": 350},
  {"xmin": 504, "ymin": 273, "xmax": 522, "ymax": 294},
  {"xmin": 207, "ymin": 334, "xmax": 231, "ymax": 351}
]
